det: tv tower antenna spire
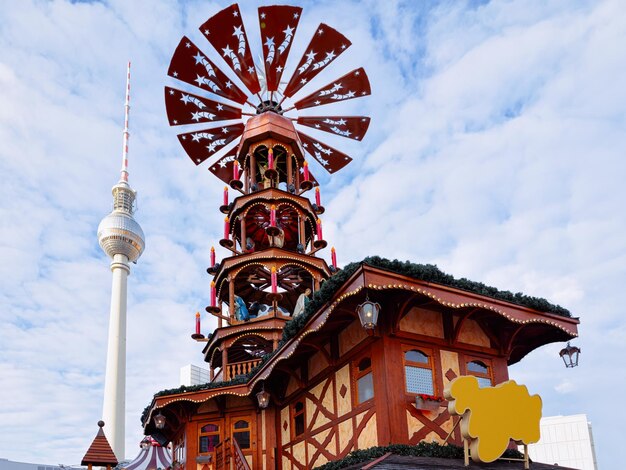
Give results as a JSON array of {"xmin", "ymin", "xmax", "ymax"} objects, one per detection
[{"xmin": 97, "ymin": 61, "xmax": 145, "ymax": 461}]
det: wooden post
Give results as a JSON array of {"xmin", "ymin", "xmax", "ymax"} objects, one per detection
[
  {"xmin": 464, "ymin": 438, "xmax": 469, "ymax": 467},
  {"xmin": 218, "ymin": 301, "xmax": 223, "ymax": 328},
  {"xmin": 229, "ymin": 277, "xmax": 235, "ymax": 322},
  {"xmin": 524, "ymin": 444, "xmax": 529, "ymax": 470},
  {"xmin": 287, "ymin": 152, "xmax": 293, "ymax": 188},
  {"xmin": 240, "ymin": 217, "xmax": 246, "ymax": 252},
  {"xmin": 222, "ymin": 348, "xmax": 228, "ymax": 381},
  {"xmin": 249, "ymin": 153, "xmax": 256, "ymax": 189}
]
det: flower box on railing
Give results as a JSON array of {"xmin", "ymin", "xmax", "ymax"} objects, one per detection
[{"xmin": 415, "ymin": 394, "xmax": 443, "ymax": 411}]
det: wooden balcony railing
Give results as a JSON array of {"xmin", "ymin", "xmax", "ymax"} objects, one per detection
[{"xmin": 224, "ymin": 359, "xmax": 261, "ymax": 381}]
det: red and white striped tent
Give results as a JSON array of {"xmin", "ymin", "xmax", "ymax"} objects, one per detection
[{"xmin": 123, "ymin": 437, "xmax": 172, "ymax": 470}]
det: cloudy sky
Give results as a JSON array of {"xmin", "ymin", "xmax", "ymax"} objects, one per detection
[{"xmin": 0, "ymin": 0, "xmax": 624, "ymax": 467}]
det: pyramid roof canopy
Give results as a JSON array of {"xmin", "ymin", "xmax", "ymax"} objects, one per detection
[{"xmin": 81, "ymin": 421, "xmax": 118, "ymax": 467}]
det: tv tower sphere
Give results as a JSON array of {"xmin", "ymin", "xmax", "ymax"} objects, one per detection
[{"xmin": 97, "ymin": 180, "xmax": 145, "ymax": 262}]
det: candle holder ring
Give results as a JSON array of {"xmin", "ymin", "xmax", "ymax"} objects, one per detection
[
  {"xmin": 266, "ymin": 225, "xmax": 281, "ymax": 237},
  {"xmin": 229, "ymin": 179, "xmax": 243, "ymax": 191},
  {"xmin": 205, "ymin": 305, "xmax": 222, "ymax": 314},
  {"xmin": 312, "ymin": 204, "xmax": 325, "ymax": 214},
  {"xmin": 300, "ymin": 181, "xmax": 314, "ymax": 192},
  {"xmin": 264, "ymin": 168, "xmax": 278, "ymax": 180},
  {"xmin": 191, "ymin": 333, "xmax": 206, "ymax": 340},
  {"xmin": 266, "ymin": 292, "xmax": 283, "ymax": 303},
  {"xmin": 313, "ymin": 240, "xmax": 328, "ymax": 250},
  {"xmin": 219, "ymin": 239, "xmax": 234, "ymax": 249}
]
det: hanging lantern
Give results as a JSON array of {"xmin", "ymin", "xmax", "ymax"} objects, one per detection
[
  {"xmin": 256, "ymin": 387, "xmax": 270, "ymax": 409},
  {"xmin": 559, "ymin": 342, "xmax": 580, "ymax": 368},
  {"xmin": 154, "ymin": 411, "xmax": 166, "ymax": 429},
  {"xmin": 357, "ymin": 296, "xmax": 380, "ymax": 330}
]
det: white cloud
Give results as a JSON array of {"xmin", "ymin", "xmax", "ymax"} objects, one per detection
[{"xmin": 0, "ymin": 1, "xmax": 624, "ymax": 469}]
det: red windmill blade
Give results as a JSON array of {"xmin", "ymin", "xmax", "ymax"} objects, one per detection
[
  {"xmin": 282, "ymin": 23, "xmax": 351, "ymax": 99},
  {"xmin": 208, "ymin": 152, "xmax": 237, "ymax": 183},
  {"xmin": 258, "ymin": 5, "xmax": 302, "ymax": 93},
  {"xmin": 296, "ymin": 116, "xmax": 370, "ymax": 141},
  {"xmin": 297, "ymin": 132, "xmax": 352, "ymax": 174},
  {"xmin": 167, "ymin": 36, "xmax": 248, "ymax": 104},
  {"xmin": 291, "ymin": 68, "xmax": 370, "ymax": 110},
  {"xmin": 165, "ymin": 87, "xmax": 242, "ymax": 126},
  {"xmin": 199, "ymin": 4, "xmax": 261, "ymax": 95},
  {"xmin": 178, "ymin": 123, "xmax": 245, "ymax": 165}
]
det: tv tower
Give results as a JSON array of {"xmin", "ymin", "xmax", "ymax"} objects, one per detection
[{"xmin": 97, "ymin": 62, "xmax": 145, "ymax": 461}]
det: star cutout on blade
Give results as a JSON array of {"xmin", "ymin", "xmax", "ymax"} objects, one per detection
[
  {"xmin": 222, "ymin": 127, "xmax": 228, "ymax": 133},
  {"xmin": 325, "ymin": 51, "xmax": 336, "ymax": 61},
  {"xmin": 193, "ymin": 52, "xmax": 205, "ymax": 64},
  {"xmin": 222, "ymin": 45, "xmax": 233, "ymax": 56},
  {"xmin": 346, "ymin": 91, "xmax": 355, "ymax": 98},
  {"xmin": 192, "ymin": 112, "xmax": 202, "ymax": 121},
  {"xmin": 355, "ymin": 70, "xmax": 360, "ymax": 75},
  {"xmin": 225, "ymin": 81, "xmax": 232, "ymax": 88},
  {"xmin": 218, "ymin": 160, "xmax": 227, "ymax": 168},
  {"xmin": 172, "ymin": 120, "xmax": 178, "ymax": 124},
  {"xmin": 318, "ymin": 28, "xmax": 324, "ymax": 35},
  {"xmin": 283, "ymin": 25, "xmax": 295, "ymax": 36},
  {"xmin": 217, "ymin": 104, "xmax": 224, "ymax": 111},
  {"xmin": 301, "ymin": 78, "xmax": 307, "ymax": 84},
  {"xmin": 194, "ymin": 75, "xmax": 204, "ymax": 87},
  {"xmin": 169, "ymin": 89, "xmax": 174, "ymax": 95},
  {"xmin": 173, "ymin": 71, "xmax": 178, "ymax": 77},
  {"xmin": 294, "ymin": 12, "xmax": 299, "ymax": 18},
  {"xmin": 248, "ymin": 66, "xmax": 255, "ymax": 73},
  {"xmin": 233, "ymin": 26, "xmax": 243, "ymax": 38},
  {"xmin": 180, "ymin": 94, "xmax": 192, "ymax": 104},
  {"xmin": 233, "ymin": 10, "xmax": 238, "ymax": 17},
  {"xmin": 338, "ymin": 119, "xmax": 347, "ymax": 125},
  {"xmin": 264, "ymin": 37, "xmax": 275, "ymax": 48},
  {"xmin": 185, "ymin": 42, "xmax": 191, "ymax": 48},
  {"xmin": 276, "ymin": 65, "xmax": 283, "ymax": 72},
  {"xmin": 204, "ymin": 29, "xmax": 209, "ymax": 35},
  {"xmin": 314, "ymin": 100, "xmax": 321, "ymax": 105},
  {"xmin": 260, "ymin": 12, "xmax": 266, "ymax": 19}
]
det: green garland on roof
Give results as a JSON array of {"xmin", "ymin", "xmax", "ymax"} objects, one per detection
[
  {"xmin": 312, "ymin": 442, "xmax": 524, "ymax": 470},
  {"xmin": 281, "ymin": 256, "xmax": 570, "ymax": 344}
]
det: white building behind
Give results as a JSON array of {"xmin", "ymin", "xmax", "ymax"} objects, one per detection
[
  {"xmin": 180, "ymin": 364, "xmax": 211, "ymax": 386},
  {"xmin": 527, "ymin": 414, "xmax": 598, "ymax": 470}
]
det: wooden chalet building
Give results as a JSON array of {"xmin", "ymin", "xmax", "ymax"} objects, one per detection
[{"xmin": 141, "ymin": 112, "xmax": 580, "ymax": 470}]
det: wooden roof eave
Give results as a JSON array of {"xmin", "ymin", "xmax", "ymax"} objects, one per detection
[
  {"xmin": 227, "ymin": 188, "xmax": 318, "ymax": 220},
  {"xmin": 202, "ymin": 316, "xmax": 290, "ymax": 360},
  {"xmin": 145, "ymin": 382, "xmax": 250, "ymax": 427},
  {"xmin": 247, "ymin": 264, "xmax": 580, "ymax": 388},
  {"xmin": 357, "ymin": 264, "xmax": 580, "ymax": 337},
  {"xmin": 212, "ymin": 247, "xmax": 332, "ymax": 290}
]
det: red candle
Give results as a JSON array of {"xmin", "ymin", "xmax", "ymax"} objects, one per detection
[
  {"xmin": 315, "ymin": 187, "xmax": 321, "ymax": 206},
  {"xmin": 270, "ymin": 204, "xmax": 276, "ymax": 227},
  {"xmin": 316, "ymin": 218, "xmax": 323, "ymax": 240},
  {"xmin": 331, "ymin": 247, "xmax": 337, "ymax": 269},
  {"xmin": 210, "ymin": 281, "xmax": 216, "ymax": 307},
  {"xmin": 195, "ymin": 312, "xmax": 201, "ymax": 335},
  {"xmin": 233, "ymin": 160, "xmax": 240, "ymax": 180},
  {"xmin": 224, "ymin": 217, "xmax": 230, "ymax": 240},
  {"xmin": 271, "ymin": 266, "xmax": 277, "ymax": 294},
  {"xmin": 223, "ymin": 186, "xmax": 228, "ymax": 205},
  {"xmin": 303, "ymin": 160, "xmax": 309, "ymax": 181},
  {"xmin": 210, "ymin": 246, "xmax": 215, "ymax": 267},
  {"xmin": 268, "ymin": 148, "xmax": 274, "ymax": 169}
]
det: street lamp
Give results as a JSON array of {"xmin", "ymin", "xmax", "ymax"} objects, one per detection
[
  {"xmin": 154, "ymin": 411, "xmax": 166, "ymax": 429},
  {"xmin": 357, "ymin": 296, "xmax": 380, "ymax": 331},
  {"xmin": 256, "ymin": 386, "xmax": 270, "ymax": 409},
  {"xmin": 559, "ymin": 342, "xmax": 581, "ymax": 368}
]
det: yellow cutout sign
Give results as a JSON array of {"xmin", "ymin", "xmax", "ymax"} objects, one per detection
[{"xmin": 444, "ymin": 376, "xmax": 542, "ymax": 463}]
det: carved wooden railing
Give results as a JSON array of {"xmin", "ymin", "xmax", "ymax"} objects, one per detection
[
  {"xmin": 214, "ymin": 437, "xmax": 230, "ymax": 470},
  {"xmin": 224, "ymin": 359, "xmax": 261, "ymax": 381},
  {"xmin": 232, "ymin": 437, "xmax": 251, "ymax": 470}
]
